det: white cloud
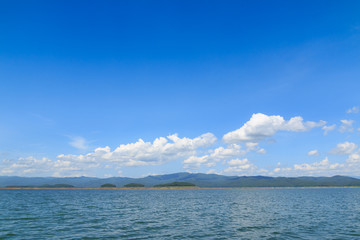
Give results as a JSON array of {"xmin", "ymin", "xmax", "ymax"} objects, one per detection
[
  {"xmin": 271, "ymin": 157, "xmax": 347, "ymax": 176},
  {"xmin": 339, "ymin": 120, "xmax": 354, "ymax": 133},
  {"xmin": 69, "ymin": 136, "xmax": 89, "ymax": 150},
  {"xmin": 183, "ymin": 143, "xmax": 245, "ymax": 169},
  {"xmin": 223, "ymin": 113, "xmax": 325, "ymax": 143},
  {"xmin": 3, "ymin": 111, "xmax": 360, "ymax": 178},
  {"xmin": 223, "ymin": 114, "xmax": 283, "ymax": 143},
  {"xmin": 346, "ymin": 153, "xmax": 360, "ymax": 164},
  {"xmin": 0, "ymin": 157, "xmax": 53, "ymax": 176},
  {"xmin": 245, "ymin": 142, "xmax": 266, "ymax": 154},
  {"xmin": 210, "ymin": 144, "xmax": 246, "ymax": 160},
  {"xmin": 308, "ymin": 149, "xmax": 319, "ymax": 156},
  {"xmin": 223, "ymin": 158, "xmax": 257, "ymax": 174},
  {"xmin": 257, "ymin": 148, "xmax": 266, "ymax": 154},
  {"xmin": 347, "ymin": 106, "xmax": 359, "ymax": 114},
  {"xmin": 293, "ymin": 157, "xmax": 344, "ymax": 172},
  {"xmin": 206, "ymin": 169, "xmax": 222, "ymax": 175},
  {"xmin": 245, "ymin": 142, "xmax": 259, "ymax": 151},
  {"xmin": 0, "ymin": 156, "xmax": 95, "ymax": 177},
  {"xmin": 330, "ymin": 141, "xmax": 358, "ymax": 155},
  {"xmin": 1, "ymin": 133, "xmax": 217, "ymax": 177},
  {"xmin": 61, "ymin": 133, "xmax": 217, "ymax": 167},
  {"xmin": 272, "ymin": 144, "xmax": 360, "ymax": 176},
  {"xmin": 183, "ymin": 155, "xmax": 211, "ymax": 169},
  {"xmin": 322, "ymin": 124, "xmax": 336, "ymax": 135},
  {"xmin": 182, "ymin": 142, "xmax": 267, "ymax": 170}
]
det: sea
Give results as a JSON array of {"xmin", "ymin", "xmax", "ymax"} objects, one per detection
[{"xmin": 1, "ymin": 188, "xmax": 360, "ymax": 239}]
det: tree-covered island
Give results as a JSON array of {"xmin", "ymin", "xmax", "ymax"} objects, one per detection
[
  {"xmin": 153, "ymin": 181, "xmax": 197, "ymax": 188},
  {"xmin": 100, "ymin": 183, "xmax": 117, "ymax": 188}
]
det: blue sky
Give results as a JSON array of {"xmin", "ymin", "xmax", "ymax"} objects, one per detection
[{"xmin": 1, "ymin": 0, "xmax": 360, "ymax": 177}]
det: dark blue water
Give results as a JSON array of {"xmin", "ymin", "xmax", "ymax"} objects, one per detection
[{"xmin": 1, "ymin": 188, "xmax": 360, "ymax": 239}]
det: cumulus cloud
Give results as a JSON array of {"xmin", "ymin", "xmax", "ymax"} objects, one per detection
[
  {"xmin": 245, "ymin": 142, "xmax": 259, "ymax": 151},
  {"xmin": 322, "ymin": 124, "xmax": 336, "ymax": 135},
  {"xmin": 339, "ymin": 120, "xmax": 354, "ymax": 133},
  {"xmin": 308, "ymin": 149, "xmax": 319, "ymax": 156},
  {"xmin": 61, "ymin": 133, "xmax": 217, "ymax": 167},
  {"xmin": 0, "ymin": 157, "xmax": 53, "ymax": 176},
  {"xmin": 1, "ymin": 133, "xmax": 217, "ymax": 177},
  {"xmin": 223, "ymin": 113, "xmax": 326, "ymax": 143},
  {"xmin": 3, "ymin": 111, "xmax": 359, "ymax": 178},
  {"xmin": 0, "ymin": 156, "xmax": 95, "ymax": 177},
  {"xmin": 272, "ymin": 143, "xmax": 360, "ymax": 176},
  {"xmin": 183, "ymin": 144, "xmax": 245, "ymax": 169},
  {"xmin": 183, "ymin": 155, "xmax": 212, "ymax": 169},
  {"xmin": 293, "ymin": 157, "xmax": 344, "ymax": 172},
  {"xmin": 330, "ymin": 149, "xmax": 360, "ymax": 175},
  {"xmin": 182, "ymin": 142, "xmax": 267, "ymax": 170},
  {"xmin": 271, "ymin": 157, "xmax": 348, "ymax": 176},
  {"xmin": 347, "ymin": 106, "xmax": 359, "ymax": 114},
  {"xmin": 223, "ymin": 158, "xmax": 257, "ymax": 174},
  {"xmin": 330, "ymin": 141, "xmax": 358, "ymax": 155},
  {"xmin": 211, "ymin": 144, "xmax": 246, "ymax": 160},
  {"xmin": 346, "ymin": 153, "xmax": 360, "ymax": 164}
]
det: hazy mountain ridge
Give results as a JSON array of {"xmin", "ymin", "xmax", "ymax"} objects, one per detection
[{"xmin": 1, "ymin": 173, "xmax": 360, "ymax": 188}]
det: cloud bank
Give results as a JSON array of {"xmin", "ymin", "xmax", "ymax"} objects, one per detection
[{"xmin": 1, "ymin": 112, "xmax": 359, "ymax": 177}]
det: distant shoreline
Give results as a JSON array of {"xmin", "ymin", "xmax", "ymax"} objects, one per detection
[
  {"xmin": 2, "ymin": 186, "xmax": 360, "ymax": 190},
  {"xmin": 2, "ymin": 174, "xmax": 360, "ymax": 189}
]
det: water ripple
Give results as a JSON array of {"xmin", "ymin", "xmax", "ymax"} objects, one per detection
[{"xmin": 0, "ymin": 188, "xmax": 360, "ymax": 239}]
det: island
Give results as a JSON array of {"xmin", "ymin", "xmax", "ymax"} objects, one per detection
[
  {"xmin": 100, "ymin": 183, "xmax": 117, "ymax": 188},
  {"xmin": 40, "ymin": 184, "xmax": 75, "ymax": 188},
  {"xmin": 123, "ymin": 183, "xmax": 145, "ymax": 188},
  {"xmin": 153, "ymin": 181, "xmax": 198, "ymax": 188}
]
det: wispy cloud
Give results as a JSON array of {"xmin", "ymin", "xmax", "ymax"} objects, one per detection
[
  {"xmin": 339, "ymin": 120, "xmax": 354, "ymax": 133},
  {"xmin": 347, "ymin": 106, "xmax": 359, "ymax": 114},
  {"xmin": 308, "ymin": 149, "xmax": 319, "ymax": 156},
  {"xmin": 69, "ymin": 136, "xmax": 90, "ymax": 150},
  {"xmin": 330, "ymin": 141, "xmax": 358, "ymax": 155},
  {"xmin": 322, "ymin": 124, "xmax": 336, "ymax": 135}
]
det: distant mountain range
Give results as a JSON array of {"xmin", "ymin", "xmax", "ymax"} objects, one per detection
[{"xmin": 1, "ymin": 172, "xmax": 360, "ymax": 188}]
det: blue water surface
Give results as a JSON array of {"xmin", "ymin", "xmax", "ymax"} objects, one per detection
[{"xmin": 1, "ymin": 188, "xmax": 360, "ymax": 239}]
